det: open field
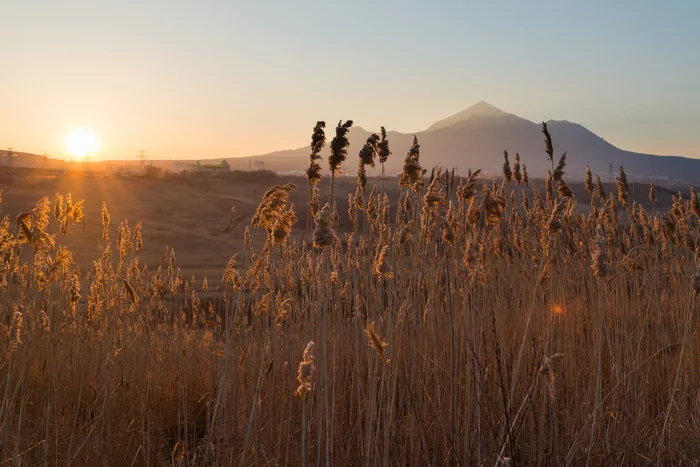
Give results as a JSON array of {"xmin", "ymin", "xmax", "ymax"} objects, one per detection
[
  {"xmin": 0, "ymin": 145, "xmax": 698, "ymax": 465},
  {"xmin": 0, "ymin": 168, "xmax": 680, "ymax": 279}
]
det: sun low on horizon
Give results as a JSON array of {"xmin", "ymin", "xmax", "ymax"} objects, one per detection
[{"xmin": 64, "ymin": 127, "xmax": 101, "ymax": 159}]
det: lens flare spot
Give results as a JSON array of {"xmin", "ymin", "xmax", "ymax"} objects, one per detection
[{"xmin": 552, "ymin": 304, "xmax": 564, "ymax": 314}]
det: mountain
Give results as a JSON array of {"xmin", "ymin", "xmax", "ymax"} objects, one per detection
[
  {"xmin": 425, "ymin": 101, "xmax": 513, "ymax": 131},
  {"xmin": 4, "ymin": 103, "xmax": 699, "ymax": 184},
  {"xmin": 219, "ymin": 102, "xmax": 700, "ymax": 184}
]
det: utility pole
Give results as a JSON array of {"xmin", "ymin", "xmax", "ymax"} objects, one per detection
[
  {"xmin": 608, "ymin": 164, "xmax": 613, "ymax": 184},
  {"xmin": 137, "ymin": 150, "xmax": 148, "ymax": 170}
]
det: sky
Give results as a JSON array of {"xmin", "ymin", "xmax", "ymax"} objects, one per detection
[{"xmin": 1, "ymin": 0, "xmax": 699, "ymax": 161}]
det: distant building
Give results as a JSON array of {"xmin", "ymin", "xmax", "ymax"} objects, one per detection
[
  {"xmin": 253, "ymin": 160, "xmax": 265, "ymax": 170},
  {"xmin": 193, "ymin": 160, "xmax": 230, "ymax": 175}
]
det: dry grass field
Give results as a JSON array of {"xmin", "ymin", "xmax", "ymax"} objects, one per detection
[
  {"xmin": 0, "ymin": 127, "xmax": 698, "ymax": 466},
  {"xmin": 0, "ymin": 169, "xmax": 676, "ymax": 281}
]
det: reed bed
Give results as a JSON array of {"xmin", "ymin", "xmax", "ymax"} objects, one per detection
[{"xmin": 0, "ymin": 124, "xmax": 699, "ymax": 466}]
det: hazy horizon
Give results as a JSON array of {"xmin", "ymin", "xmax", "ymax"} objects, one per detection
[{"xmin": 2, "ymin": 1, "xmax": 699, "ymax": 161}]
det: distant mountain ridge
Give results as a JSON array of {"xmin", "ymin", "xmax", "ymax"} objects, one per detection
[
  {"xmin": 4, "ymin": 102, "xmax": 699, "ymax": 184},
  {"xmin": 215, "ymin": 102, "xmax": 700, "ymax": 184}
]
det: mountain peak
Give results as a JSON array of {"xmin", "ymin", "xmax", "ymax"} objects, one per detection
[
  {"xmin": 426, "ymin": 101, "xmax": 509, "ymax": 131},
  {"xmin": 466, "ymin": 100, "xmax": 506, "ymax": 114}
]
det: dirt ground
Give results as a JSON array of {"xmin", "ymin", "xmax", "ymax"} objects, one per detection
[{"xmin": 0, "ymin": 168, "xmax": 678, "ymax": 286}]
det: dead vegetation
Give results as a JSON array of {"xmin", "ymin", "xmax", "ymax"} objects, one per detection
[{"xmin": 0, "ymin": 124, "xmax": 698, "ymax": 465}]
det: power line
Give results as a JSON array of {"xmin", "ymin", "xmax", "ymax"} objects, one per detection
[{"xmin": 137, "ymin": 150, "xmax": 149, "ymax": 170}]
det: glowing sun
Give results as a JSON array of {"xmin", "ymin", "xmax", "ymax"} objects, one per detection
[{"xmin": 65, "ymin": 127, "xmax": 100, "ymax": 158}]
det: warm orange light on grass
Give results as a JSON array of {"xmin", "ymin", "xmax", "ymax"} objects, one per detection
[
  {"xmin": 552, "ymin": 304, "xmax": 564, "ymax": 314},
  {"xmin": 65, "ymin": 127, "xmax": 100, "ymax": 158}
]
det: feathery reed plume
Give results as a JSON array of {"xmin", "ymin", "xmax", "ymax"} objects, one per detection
[
  {"xmin": 328, "ymin": 119, "xmax": 354, "ymax": 174},
  {"xmin": 364, "ymin": 321, "xmax": 388, "ymax": 362},
  {"xmin": 616, "ymin": 166, "xmax": 630, "ymax": 209},
  {"xmin": 548, "ymin": 198, "xmax": 568, "ymax": 234},
  {"xmin": 595, "ymin": 174, "xmax": 607, "ymax": 200},
  {"xmin": 400, "ymin": 136, "xmax": 424, "ymax": 193},
  {"xmin": 553, "ymin": 151, "xmax": 567, "ymax": 182},
  {"xmin": 328, "ymin": 120, "xmax": 353, "ymax": 202},
  {"xmin": 423, "ymin": 168, "xmax": 446, "ymax": 215},
  {"xmin": 466, "ymin": 198, "xmax": 480, "ymax": 226},
  {"xmin": 378, "ymin": 127, "xmax": 391, "ymax": 165},
  {"xmin": 522, "ymin": 164, "xmax": 529, "ymax": 186},
  {"xmin": 502, "ymin": 151, "xmax": 512, "ymax": 184},
  {"xmin": 378, "ymin": 126, "xmax": 391, "ymax": 188},
  {"xmin": 17, "ymin": 197, "xmax": 54, "ymax": 251},
  {"xmin": 102, "ymin": 201, "xmax": 112, "ymax": 245},
  {"xmin": 168, "ymin": 248, "xmax": 176, "ymax": 276},
  {"xmin": 295, "ymin": 341, "xmax": 316, "ymax": 397},
  {"xmin": 70, "ymin": 199, "xmax": 84, "ymax": 226},
  {"xmin": 313, "ymin": 203, "xmax": 336, "ymax": 248},
  {"xmin": 132, "ymin": 221, "xmax": 142, "ymax": 251},
  {"xmin": 649, "ymin": 181, "xmax": 657, "ymax": 203},
  {"xmin": 483, "ymin": 184, "xmax": 503, "ymax": 225},
  {"xmin": 545, "ymin": 170, "xmax": 554, "ymax": 207},
  {"xmin": 306, "ymin": 121, "xmax": 326, "ymax": 185},
  {"xmin": 513, "ymin": 153, "xmax": 522, "ymax": 185},
  {"xmin": 54, "ymin": 193, "xmax": 64, "ymax": 223},
  {"xmin": 399, "ymin": 220, "xmax": 414, "ymax": 246},
  {"xmin": 309, "ymin": 184, "xmax": 320, "ymax": 220},
  {"xmin": 441, "ymin": 217, "xmax": 454, "ymax": 246},
  {"xmin": 69, "ymin": 273, "xmax": 81, "ymax": 312},
  {"xmin": 271, "ymin": 204, "xmax": 297, "ymax": 245},
  {"xmin": 557, "ymin": 180, "xmax": 573, "ymax": 199},
  {"xmin": 357, "ymin": 133, "xmax": 380, "ymax": 192},
  {"xmin": 222, "ymin": 254, "xmax": 240, "ymax": 290},
  {"xmin": 251, "ymin": 184, "xmax": 297, "ymax": 232},
  {"xmin": 671, "ymin": 192, "xmax": 683, "ymax": 219},
  {"xmin": 457, "ymin": 169, "xmax": 481, "ymax": 205},
  {"xmin": 585, "ymin": 166, "xmax": 594, "ymax": 195},
  {"xmin": 358, "ymin": 133, "xmax": 379, "ymax": 168},
  {"xmin": 373, "ymin": 245, "xmax": 393, "ymax": 279},
  {"xmin": 542, "ymin": 122, "xmax": 554, "ymax": 171}
]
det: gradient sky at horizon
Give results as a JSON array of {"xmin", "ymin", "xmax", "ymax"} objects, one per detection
[{"xmin": 2, "ymin": 0, "xmax": 699, "ymax": 160}]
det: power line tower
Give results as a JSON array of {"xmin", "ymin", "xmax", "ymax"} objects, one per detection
[
  {"xmin": 137, "ymin": 150, "xmax": 148, "ymax": 170},
  {"xmin": 608, "ymin": 164, "xmax": 613, "ymax": 184}
]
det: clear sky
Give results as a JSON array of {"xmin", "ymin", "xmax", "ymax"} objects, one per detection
[{"xmin": 2, "ymin": 1, "xmax": 699, "ymax": 160}]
